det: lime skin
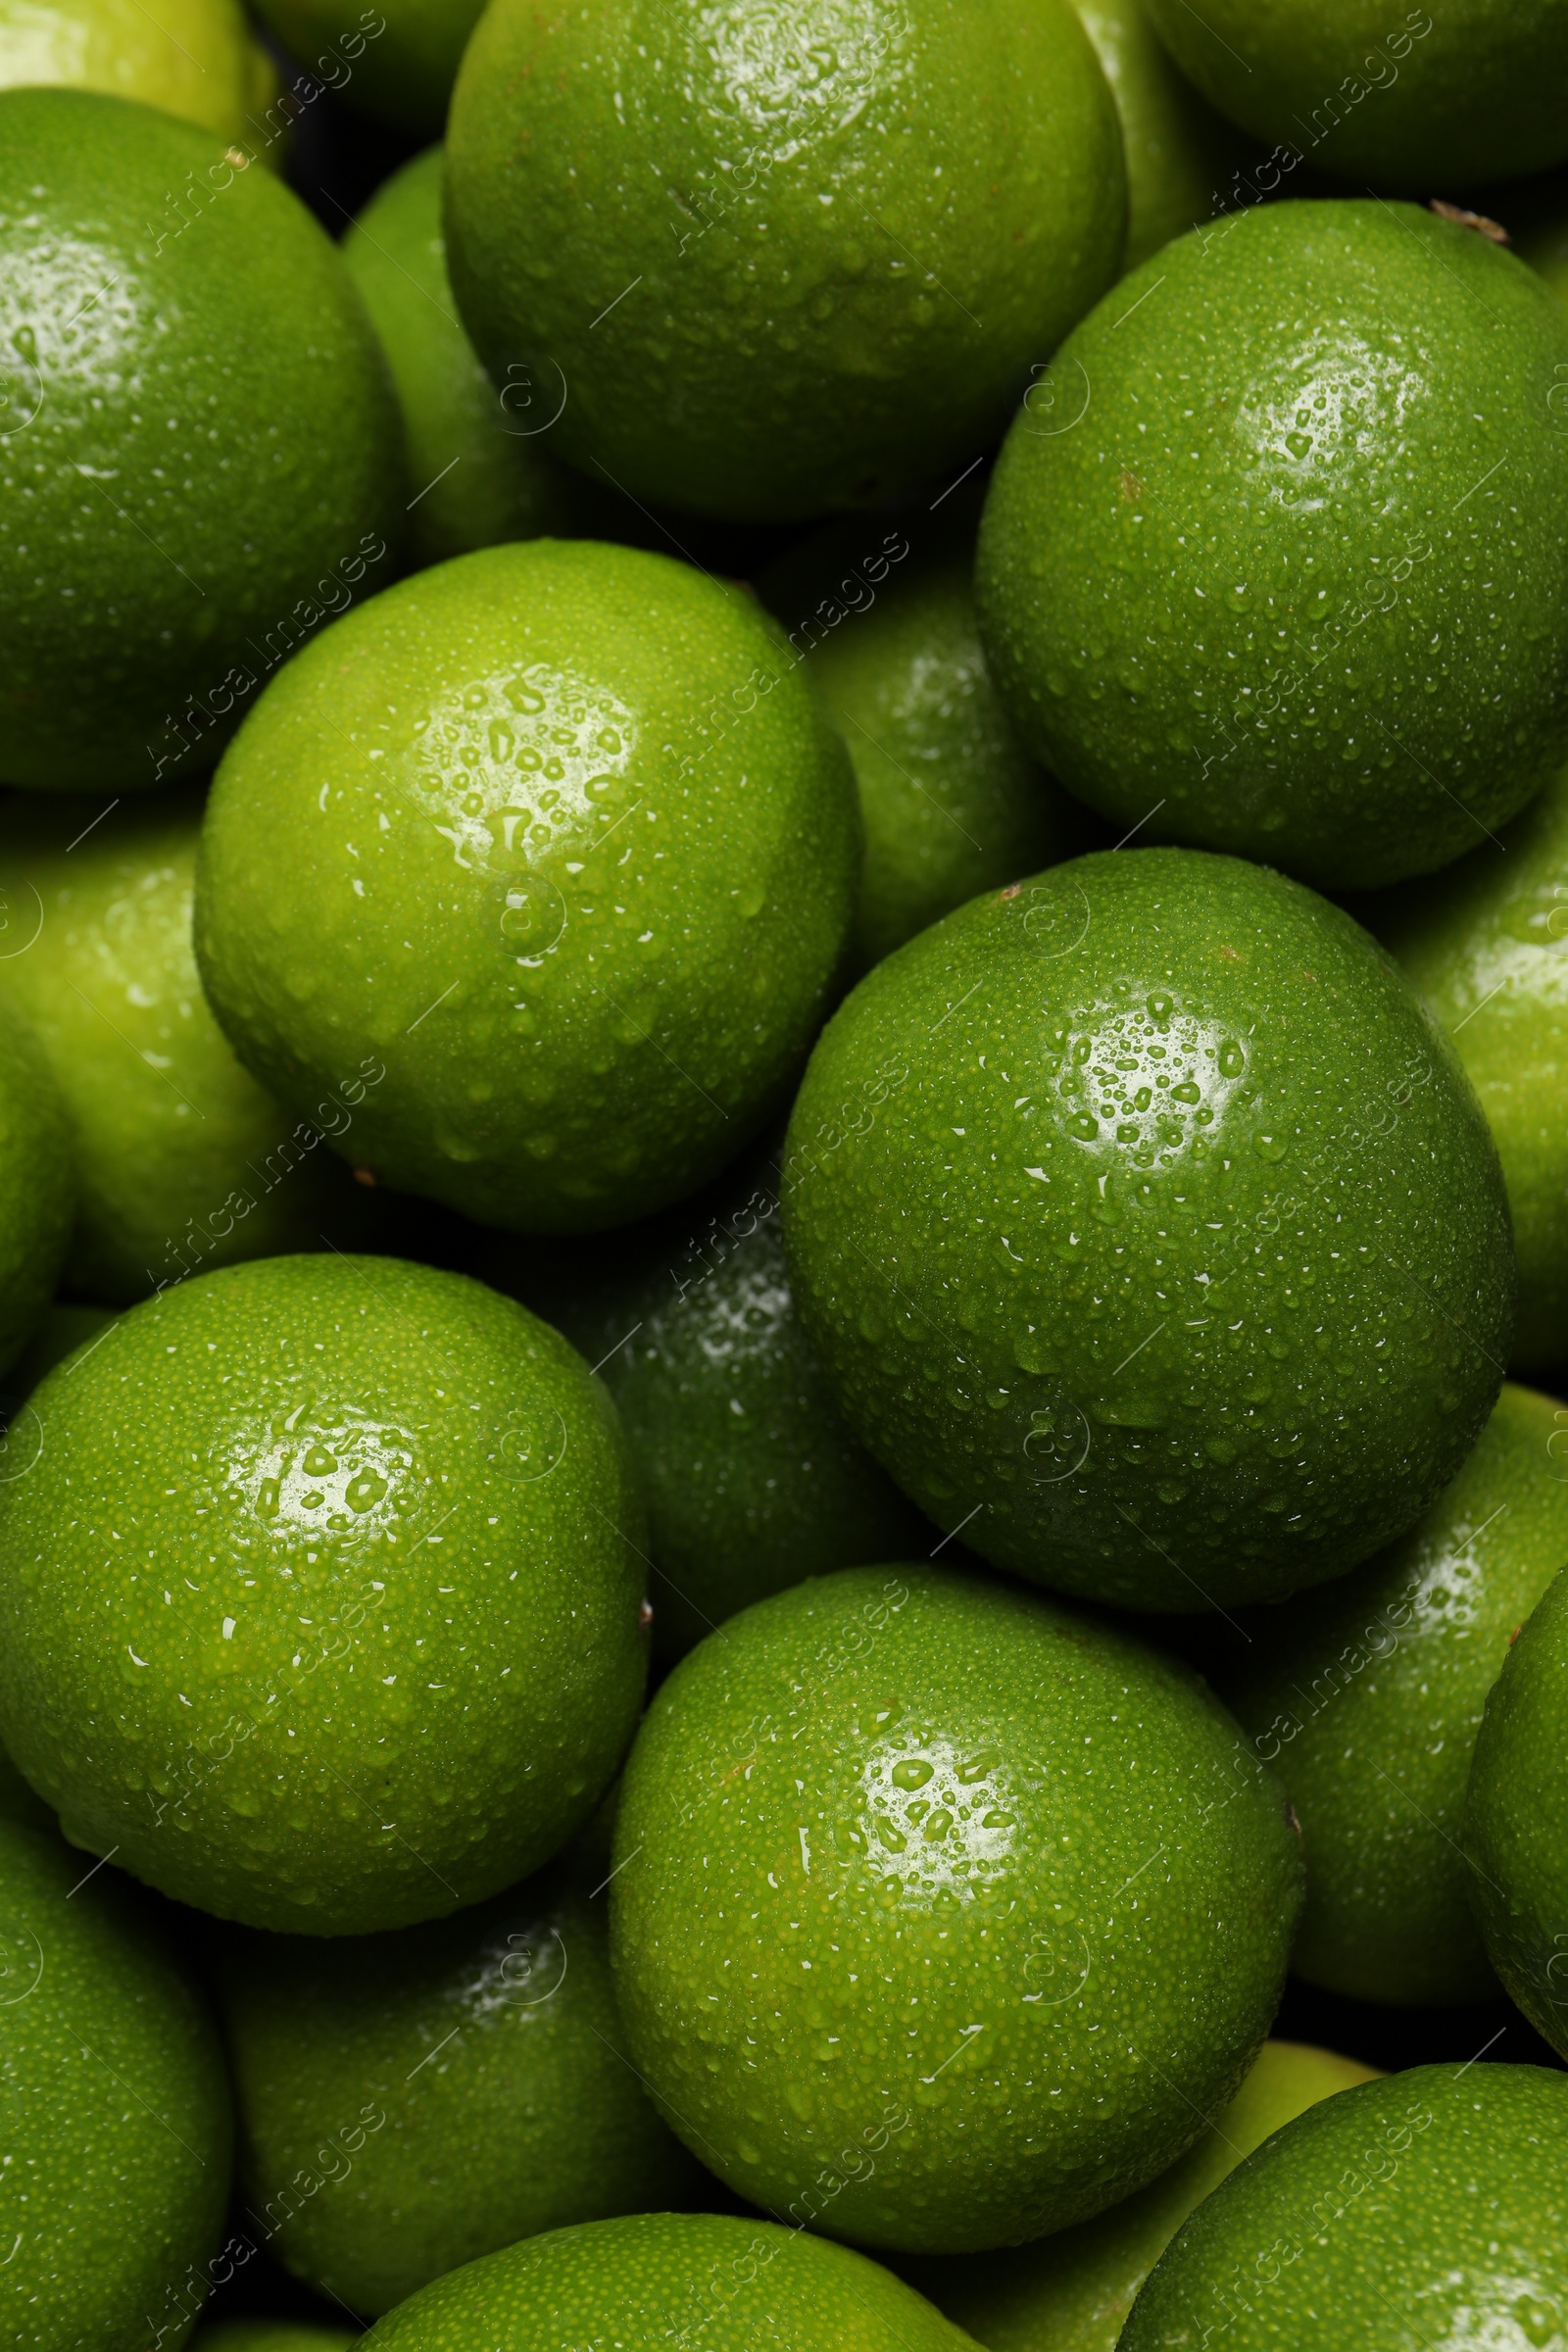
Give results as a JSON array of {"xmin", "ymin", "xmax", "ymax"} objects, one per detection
[
  {"xmin": 758, "ymin": 502, "xmax": 1095, "ymax": 972},
  {"xmin": 194, "ymin": 539, "xmax": 860, "ymax": 1235},
  {"xmin": 252, "ymin": 0, "xmax": 483, "ymax": 138},
  {"xmin": 1212, "ymin": 1384, "xmax": 1568, "ymax": 2007},
  {"xmin": 1374, "ymin": 765, "xmax": 1568, "ymax": 1377},
  {"xmin": 0, "ymin": 88, "xmax": 403, "ymax": 793},
  {"xmin": 0, "ymin": 1005, "xmax": 74, "ymax": 1376},
  {"xmin": 0, "ymin": 0, "xmax": 279, "ymax": 143},
  {"xmin": 781, "ymin": 848, "xmax": 1513, "ymax": 1612},
  {"xmin": 976, "ymin": 198, "xmax": 1568, "ymax": 892},
  {"xmin": 1070, "ymin": 0, "xmax": 1251, "ymax": 273},
  {"xmin": 0, "ymin": 1254, "xmax": 648, "ymax": 1936},
  {"xmin": 343, "ymin": 149, "xmax": 623, "ymax": 572},
  {"xmin": 212, "ymin": 1868, "xmax": 702, "ymax": 2316},
  {"xmin": 1120, "ymin": 2064, "xmax": 1568, "ymax": 2352},
  {"xmin": 0, "ymin": 1816, "xmax": 232, "ymax": 2352},
  {"xmin": 901, "ymin": 2038, "xmax": 1378, "ymax": 2352},
  {"xmin": 489, "ymin": 1152, "xmax": 931, "ymax": 1663},
  {"xmin": 444, "ymin": 0, "xmax": 1126, "ymax": 524},
  {"xmin": 610, "ymin": 1566, "xmax": 1302, "ymax": 2254},
  {"xmin": 364, "ymin": 2212, "xmax": 984, "ymax": 2351},
  {"xmin": 0, "ymin": 788, "xmax": 384, "ymax": 1305},
  {"xmin": 1465, "ymin": 1563, "xmax": 1568, "ymax": 2055},
  {"xmin": 1139, "ymin": 0, "xmax": 1568, "ymax": 190}
]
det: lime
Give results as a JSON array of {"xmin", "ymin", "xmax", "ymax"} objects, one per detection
[
  {"xmin": 252, "ymin": 0, "xmax": 482, "ymax": 137},
  {"xmin": 781, "ymin": 848, "xmax": 1512, "ymax": 1610},
  {"xmin": 0, "ymin": 87, "xmax": 403, "ymax": 791},
  {"xmin": 490, "ymin": 1152, "xmax": 930, "ymax": 1661},
  {"xmin": 1139, "ymin": 0, "xmax": 1568, "ymax": 188},
  {"xmin": 445, "ymin": 0, "xmax": 1126, "ymax": 522},
  {"xmin": 195, "ymin": 539, "xmax": 860, "ymax": 1233},
  {"xmin": 0, "ymin": 789, "xmax": 384, "ymax": 1304},
  {"xmin": 1217, "ymin": 1385, "xmax": 1568, "ymax": 2004},
  {"xmin": 903, "ymin": 2039, "xmax": 1378, "ymax": 2352},
  {"xmin": 365, "ymin": 2212, "xmax": 981, "ymax": 2351},
  {"xmin": 977, "ymin": 199, "xmax": 1568, "ymax": 890},
  {"xmin": 0, "ymin": 1254, "xmax": 647, "ymax": 1934},
  {"xmin": 1120, "ymin": 2065, "xmax": 1568, "ymax": 2352},
  {"xmin": 611, "ymin": 1567, "xmax": 1301, "ymax": 2251},
  {"xmin": 215, "ymin": 1867, "xmax": 700, "ymax": 2314},
  {"xmin": 758, "ymin": 501, "xmax": 1092, "ymax": 970},
  {"xmin": 1376, "ymin": 766, "xmax": 1568, "ymax": 1375},
  {"xmin": 0, "ymin": 1816, "xmax": 231, "ymax": 2352},
  {"xmin": 0, "ymin": 0, "xmax": 279, "ymax": 141},
  {"xmin": 1069, "ymin": 0, "xmax": 1251, "ymax": 271},
  {"xmin": 1465, "ymin": 1561, "xmax": 1568, "ymax": 2053},
  {"xmin": 343, "ymin": 148, "xmax": 621, "ymax": 571}
]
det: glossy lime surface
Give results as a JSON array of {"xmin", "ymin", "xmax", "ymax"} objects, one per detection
[
  {"xmin": 0, "ymin": 88, "xmax": 402, "ymax": 791},
  {"xmin": 0, "ymin": 1254, "xmax": 647, "ymax": 1934},
  {"xmin": 1070, "ymin": 0, "xmax": 1250, "ymax": 271},
  {"xmin": 445, "ymin": 0, "xmax": 1126, "ymax": 522},
  {"xmin": 195, "ymin": 539, "xmax": 860, "ymax": 1233},
  {"xmin": 977, "ymin": 199, "xmax": 1568, "ymax": 890},
  {"xmin": 1120, "ymin": 2065, "xmax": 1568, "ymax": 2352},
  {"xmin": 904, "ymin": 2039, "xmax": 1378, "ymax": 2352},
  {"xmin": 1376, "ymin": 767, "xmax": 1568, "ymax": 1375},
  {"xmin": 215, "ymin": 1869, "xmax": 699, "ymax": 2314},
  {"xmin": 0, "ymin": 0, "xmax": 278, "ymax": 141},
  {"xmin": 1465, "ymin": 1563, "xmax": 1568, "ymax": 2054},
  {"xmin": 611, "ymin": 1566, "xmax": 1301, "ymax": 2252},
  {"xmin": 781, "ymin": 848, "xmax": 1512, "ymax": 1610},
  {"xmin": 0, "ymin": 1816, "xmax": 231, "ymax": 2352},
  {"xmin": 1139, "ymin": 0, "xmax": 1568, "ymax": 188}
]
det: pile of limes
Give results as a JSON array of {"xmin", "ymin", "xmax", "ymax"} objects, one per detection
[{"xmin": 2, "ymin": 3, "xmax": 1568, "ymax": 2348}]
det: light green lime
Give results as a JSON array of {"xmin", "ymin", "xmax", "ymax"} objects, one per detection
[
  {"xmin": 195, "ymin": 539, "xmax": 860, "ymax": 1233},
  {"xmin": 0, "ymin": 789, "xmax": 381, "ymax": 1304},
  {"xmin": 0, "ymin": 88, "xmax": 403, "ymax": 792},
  {"xmin": 612, "ymin": 1566, "xmax": 1301, "ymax": 2252},
  {"xmin": 0, "ymin": 1254, "xmax": 647, "ymax": 1934},
  {"xmin": 216, "ymin": 1868, "xmax": 700, "ymax": 2313},
  {"xmin": 759, "ymin": 504, "xmax": 1091, "ymax": 969},
  {"xmin": 0, "ymin": 0, "xmax": 279, "ymax": 139},
  {"xmin": 1121, "ymin": 2066, "xmax": 1568, "ymax": 2352},
  {"xmin": 446, "ymin": 0, "xmax": 1126, "ymax": 522},
  {"xmin": 1070, "ymin": 0, "xmax": 1251, "ymax": 270},
  {"xmin": 1375, "ymin": 765, "xmax": 1568, "ymax": 1375},
  {"xmin": 978, "ymin": 199, "xmax": 1568, "ymax": 890},
  {"xmin": 364, "ymin": 2213, "xmax": 980, "ymax": 2351},
  {"xmin": 1465, "ymin": 1563, "xmax": 1568, "ymax": 2053},
  {"xmin": 0, "ymin": 1816, "xmax": 232, "ymax": 2352},
  {"xmin": 902, "ymin": 2040, "xmax": 1378, "ymax": 2352},
  {"xmin": 343, "ymin": 148, "xmax": 621, "ymax": 570}
]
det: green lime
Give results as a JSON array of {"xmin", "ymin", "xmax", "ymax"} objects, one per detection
[
  {"xmin": 1120, "ymin": 2065, "xmax": 1568, "ymax": 2352},
  {"xmin": 0, "ymin": 1816, "xmax": 231, "ymax": 2352},
  {"xmin": 781, "ymin": 848, "xmax": 1512, "ymax": 1610},
  {"xmin": 1215, "ymin": 1385, "xmax": 1568, "ymax": 2005},
  {"xmin": 490, "ymin": 1153, "xmax": 930, "ymax": 1662},
  {"xmin": 902, "ymin": 2038, "xmax": 1378, "ymax": 2352},
  {"xmin": 977, "ymin": 199, "xmax": 1568, "ymax": 891},
  {"xmin": 0, "ymin": 789, "xmax": 387, "ymax": 1305},
  {"xmin": 214, "ymin": 1867, "xmax": 700, "ymax": 2315},
  {"xmin": 366, "ymin": 2212, "xmax": 982, "ymax": 2350},
  {"xmin": 193, "ymin": 2328, "xmax": 356, "ymax": 2352},
  {"xmin": 195, "ymin": 539, "xmax": 860, "ymax": 1234},
  {"xmin": 445, "ymin": 0, "xmax": 1126, "ymax": 523},
  {"xmin": 1465, "ymin": 1562, "xmax": 1568, "ymax": 2053},
  {"xmin": 0, "ymin": 0, "xmax": 279, "ymax": 140},
  {"xmin": 1069, "ymin": 0, "xmax": 1252, "ymax": 271},
  {"xmin": 0, "ymin": 87, "xmax": 403, "ymax": 793},
  {"xmin": 0, "ymin": 1254, "xmax": 647, "ymax": 1935},
  {"xmin": 1375, "ymin": 767, "xmax": 1568, "ymax": 1376},
  {"xmin": 0, "ymin": 1004, "xmax": 73, "ymax": 1377},
  {"xmin": 343, "ymin": 148, "xmax": 622, "ymax": 571},
  {"xmin": 252, "ymin": 0, "xmax": 482, "ymax": 137},
  {"xmin": 611, "ymin": 1566, "xmax": 1301, "ymax": 2252},
  {"xmin": 758, "ymin": 502, "xmax": 1092, "ymax": 970},
  {"xmin": 1138, "ymin": 0, "xmax": 1568, "ymax": 189}
]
